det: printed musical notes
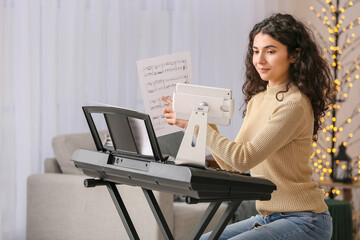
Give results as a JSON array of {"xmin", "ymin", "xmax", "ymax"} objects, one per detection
[
  {"xmin": 146, "ymin": 76, "xmax": 190, "ymax": 94},
  {"xmin": 137, "ymin": 52, "xmax": 193, "ymax": 136},
  {"xmin": 149, "ymin": 97, "xmax": 171, "ymax": 111},
  {"xmin": 143, "ymin": 60, "xmax": 188, "ymax": 77}
]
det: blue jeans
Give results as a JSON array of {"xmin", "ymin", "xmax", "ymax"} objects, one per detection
[{"xmin": 200, "ymin": 210, "xmax": 332, "ymax": 240}]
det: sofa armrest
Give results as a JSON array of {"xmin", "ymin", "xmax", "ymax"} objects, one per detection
[
  {"xmin": 44, "ymin": 158, "xmax": 62, "ymax": 173},
  {"xmin": 27, "ymin": 173, "xmax": 174, "ymax": 240},
  {"xmin": 173, "ymin": 201, "xmax": 230, "ymax": 239}
]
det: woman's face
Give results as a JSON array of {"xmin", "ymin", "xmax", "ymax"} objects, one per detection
[{"xmin": 252, "ymin": 33, "xmax": 294, "ymax": 87}]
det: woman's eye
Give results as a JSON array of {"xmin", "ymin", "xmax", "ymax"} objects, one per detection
[
  {"xmin": 267, "ymin": 51, "xmax": 275, "ymax": 54},
  {"xmin": 253, "ymin": 50, "xmax": 259, "ymax": 54}
]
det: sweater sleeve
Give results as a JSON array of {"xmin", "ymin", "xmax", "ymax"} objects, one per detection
[{"xmin": 206, "ymin": 101, "xmax": 306, "ymax": 172}]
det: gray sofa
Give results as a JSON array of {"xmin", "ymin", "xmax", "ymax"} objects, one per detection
[{"xmin": 26, "ymin": 132, "xmax": 229, "ymax": 240}]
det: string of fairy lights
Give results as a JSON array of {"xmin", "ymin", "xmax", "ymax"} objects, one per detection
[{"xmin": 308, "ymin": 0, "xmax": 360, "ymax": 197}]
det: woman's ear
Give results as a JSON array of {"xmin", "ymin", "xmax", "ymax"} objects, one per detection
[{"xmin": 290, "ymin": 48, "xmax": 300, "ymax": 63}]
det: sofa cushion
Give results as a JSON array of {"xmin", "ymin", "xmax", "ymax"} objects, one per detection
[
  {"xmin": 52, "ymin": 132, "xmax": 98, "ymax": 175},
  {"xmin": 52, "ymin": 131, "xmax": 183, "ymax": 175},
  {"xmin": 157, "ymin": 131, "xmax": 184, "ymax": 158}
]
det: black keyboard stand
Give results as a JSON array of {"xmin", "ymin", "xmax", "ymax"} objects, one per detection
[{"xmin": 83, "ymin": 178, "xmax": 242, "ymax": 240}]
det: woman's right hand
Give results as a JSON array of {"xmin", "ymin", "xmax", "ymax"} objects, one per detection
[{"xmin": 162, "ymin": 96, "xmax": 188, "ymax": 129}]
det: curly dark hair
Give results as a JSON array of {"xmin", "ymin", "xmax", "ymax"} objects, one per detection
[{"xmin": 243, "ymin": 13, "xmax": 335, "ymax": 141}]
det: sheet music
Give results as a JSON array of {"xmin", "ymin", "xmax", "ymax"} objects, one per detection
[{"xmin": 137, "ymin": 52, "xmax": 193, "ymax": 136}]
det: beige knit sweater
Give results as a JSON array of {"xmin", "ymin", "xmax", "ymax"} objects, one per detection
[{"xmin": 206, "ymin": 82, "xmax": 328, "ymax": 216}]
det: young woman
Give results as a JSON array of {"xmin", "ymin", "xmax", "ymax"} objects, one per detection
[{"xmin": 163, "ymin": 13, "xmax": 334, "ymax": 239}]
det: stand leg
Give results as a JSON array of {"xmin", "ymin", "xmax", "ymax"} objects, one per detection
[
  {"xmin": 175, "ymin": 105, "xmax": 208, "ymax": 167},
  {"xmin": 188, "ymin": 201, "xmax": 222, "ymax": 240},
  {"xmin": 208, "ymin": 200, "xmax": 242, "ymax": 240},
  {"xmin": 142, "ymin": 188, "xmax": 174, "ymax": 240},
  {"xmin": 106, "ymin": 182, "xmax": 140, "ymax": 240}
]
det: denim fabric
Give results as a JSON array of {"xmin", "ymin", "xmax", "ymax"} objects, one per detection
[{"xmin": 200, "ymin": 210, "xmax": 332, "ymax": 240}]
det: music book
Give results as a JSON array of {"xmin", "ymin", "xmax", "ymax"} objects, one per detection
[{"xmin": 137, "ymin": 52, "xmax": 193, "ymax": 137}]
